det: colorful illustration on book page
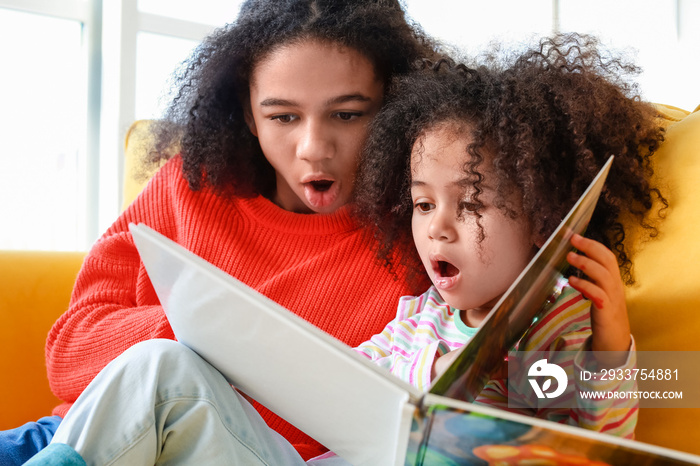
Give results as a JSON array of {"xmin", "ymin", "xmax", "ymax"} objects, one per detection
[
  {"xmin": 472, "ymin": 444, "xmax": 610, "ymax": 465},
  {"xmin": 405, "ymin": 404, "xmax": 691, "ymax": 466}
]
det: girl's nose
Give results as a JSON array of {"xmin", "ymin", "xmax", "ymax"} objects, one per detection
[
  {"xmin": 296, "ymin": 121, "xmax": 333, "ymax": 162},
  {"xmin": 428, "ymin": 208, "xmax": 456, "ymax": 242}
]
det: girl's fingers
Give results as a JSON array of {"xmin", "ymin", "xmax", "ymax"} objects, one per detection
[
  {"xmin": 567, "ymin": 275, "xmax": 606, "ymax": 309},
  {"xmin": 568, "ymin": 235, "xmax": 631, "ymax": 356},
  {"xmin": 570, "ymin": 234, "xmax": 619, "ymax": 276},
  {"xmin": 567, "ymin": 234, "xmax": 623, "ymax": 310},
  {"xmin": 566, "ymin": 250, "xmax": 610, "ymax": 285}
]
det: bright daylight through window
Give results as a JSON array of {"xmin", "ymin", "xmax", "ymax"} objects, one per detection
[{"xmin": 0, "ymin": 0, "xmax": 698, "ymax": 250}]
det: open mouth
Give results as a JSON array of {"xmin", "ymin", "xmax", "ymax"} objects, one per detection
[
  {"xmin": 431, "ymin": 256, "xmax": 460, "ymax": 291},
  {"xmin": 309, "ymin": 180, "xmax": 334, "ymax": 192},
  {"xmin": 437, "ymin": 260, "xmax": 460, "ymax": 278},
  {"xmin": 303, "ymin": 177, "xmax": 340, "ymax": 209}
]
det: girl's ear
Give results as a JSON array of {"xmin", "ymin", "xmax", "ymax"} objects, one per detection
[{"xmin": 244, "ymin": 106, "xmax": 258, "ymax": 138}]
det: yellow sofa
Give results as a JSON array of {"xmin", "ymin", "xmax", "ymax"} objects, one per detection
[
  {"xmin": 0, "ymin": 250, "xmax": 84, "ymax": 428},
  {"xmin": 624, "ymin": 104, "xmax": 700, "ymax": 452},
  {"xmin": 1, "ymin": 106, "xmax": 699, "ymax": 454},
  {"xmin": 0, "ymin": 120, "xmax": 154, "ymax": 430}
]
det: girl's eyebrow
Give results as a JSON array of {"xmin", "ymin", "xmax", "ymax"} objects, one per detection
[
  {"xmin": 457, "ymin": 177, "xmax": 494, "ymax": 191},
  {"xmin": 259, "ymin": 98, "xmax": 296, "ymax": 107},
  {"xmin": 326, "ymin": 93, "xmax": 373, "ymax": 105},
  {"xmin": 410, "ymin": 177, "xmax": 492, "ymax": 192},
  {"xmin": 410, "ymin": 178, "xmax": 471, "ymax": 187},
  {"xmin": 259, "ymin": 93, "xmax": 373, "ymax": 107},
  {"xmin": 455, "ymin": 178, "xmax": 472, "ymax": 189}
]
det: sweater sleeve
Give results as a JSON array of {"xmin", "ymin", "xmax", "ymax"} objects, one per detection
[
  {"xmin": 354, "ymin": 288, "xmax": 469, "ymax": 391},
  {"xmin": 45, "ymin": 160, "xmax": 180, "ymax": 411},
  {"xmin": 570, "ymin": 336, "xmax": 638, "ymax": 438},
  {"xmin": 355, "ymin": 326, "xmax": 449, "ymax": 391},
  {"xmin": 475, "ymin": 284, "xmax": 638, "ymax": 439}
]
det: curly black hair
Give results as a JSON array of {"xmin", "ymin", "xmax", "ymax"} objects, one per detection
[
  {"xmin": 147, "ymin": 0, "xmax": 437, "ymax": 198},
  {"xmin": 355, "ymin": 34, "xmax": 667, "ymax": 284}
]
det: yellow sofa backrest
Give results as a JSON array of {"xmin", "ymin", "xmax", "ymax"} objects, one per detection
[{"xmin": 624, "ymin": 104, "xmax": 700, "ymax": 451}]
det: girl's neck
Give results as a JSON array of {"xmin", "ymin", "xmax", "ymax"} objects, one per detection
[{"xmin": 460, "ymin": 307, "xmax": 491, "ymax": 328}]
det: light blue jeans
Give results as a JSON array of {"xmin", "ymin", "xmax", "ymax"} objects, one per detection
[{"xmin": 36, "ymin": 339, "xmax": 348, "ymax": 465}]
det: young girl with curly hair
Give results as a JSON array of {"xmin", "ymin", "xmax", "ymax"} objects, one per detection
[
  {"xmin": 2, "ymin": 0, "xmax": 437, "ymax": 464},
  {"xmin": 351, "ymin": 33, "xmax": 666, "ymax": 438}
]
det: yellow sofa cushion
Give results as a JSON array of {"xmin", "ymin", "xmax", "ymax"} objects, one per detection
[
  {"xmin": 0, "ymin": 250, "xmax": 85, "ymax": 429},
  {"xmin": 625, "ymin": 104, "xmax": 700, "ymax": 453}
]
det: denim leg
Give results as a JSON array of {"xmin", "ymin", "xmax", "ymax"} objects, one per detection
[
  {"xmin": 49, "ymin": 339, "xmax": 309, "ymax": 465},
  {"xmin": 24, "ymin": 443, "xmax": 86, "ymax": 466},
  {"xmin": 0, "ymin": 415, "xmax": 62, "ymax": 465}
]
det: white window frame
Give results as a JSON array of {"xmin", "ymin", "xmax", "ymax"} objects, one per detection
[
  {"xmin": 0, "ymin": 0, "xmax": 216, "ymax": 247},
  {"xmin": 99, "ymin": 0, "xmax": 215, "ymax": 236}
]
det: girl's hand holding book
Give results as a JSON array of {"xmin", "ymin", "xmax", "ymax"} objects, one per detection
[{"xmin": 567, "ymin": 234, "xmax": 632, "ymax": 369}]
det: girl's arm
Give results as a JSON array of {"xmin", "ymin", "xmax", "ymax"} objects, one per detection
[
  {"xmin": 476, "ymin": 232, "xmax": 638, "ymax": 438},
  {"xmin": 354, "ymin": 289, "xmax": 464, "ymax": 391},
  {"xmin": 355, "ymin": 331, "xmax": 449, "ymax": 391}
]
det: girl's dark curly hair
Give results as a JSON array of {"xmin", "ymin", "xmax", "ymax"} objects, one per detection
[
  {"xmin": 147, "ymin": 0, "xmax": 437, "ymax": 198},
  {"xmin": 356, "ymin": 33, "xmax": 667, "ymax": 284}
]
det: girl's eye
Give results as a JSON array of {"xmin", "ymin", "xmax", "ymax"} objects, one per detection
[
  {"xmin": 270, "ymin": 114, "xmax": 297, "ymax": 124},
  {"xmin": 460, "ymin": 201, "xmax": 480, "ymax": 212},
  {"xmin": 414, "ymin": 202, "xmax": 435, "ymax": 213},
  {"xmin": 335, "ymin": 111, "xmax": 362, "ymax": 121}
]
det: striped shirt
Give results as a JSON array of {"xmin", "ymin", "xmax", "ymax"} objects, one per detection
[{"xmin": 354, "ymin": 280, "xmax": 637, "ymax": 438}]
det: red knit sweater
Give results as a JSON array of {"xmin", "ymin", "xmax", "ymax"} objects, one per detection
[{"xmin": 45, "ymin": 156, "xmax": 428, "ymax": 459}]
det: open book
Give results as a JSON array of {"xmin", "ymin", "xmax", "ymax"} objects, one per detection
[{"xmin": 130, "ymin": 157, "xmax": 700, "ymax": 466}]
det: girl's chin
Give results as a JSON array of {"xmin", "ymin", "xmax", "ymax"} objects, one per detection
[{"xmin": 304, "ymin": 182, "xmax": 341, "ymax": 210}]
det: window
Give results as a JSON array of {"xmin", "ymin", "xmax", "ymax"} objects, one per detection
[
  {"xmin": 0, "ymin": 0, "xmax": 240, "ymax": 250},
  {"xmin": 404, "ymin": 0, "xmax": 699, "ymax": 110},
  {"xmin": 0, "ymin": 8, "xmax": 87, "ymax": 250},
  {"xmin": 405, "ymin": 0, "xmax": 552, "ymax": 56},
  {"xmin": 138, "ymin": 0, "xmax": 240, "ymax": 26},
  {"xmin": 135, "ymin": 32, "xmax": 199, "ymax": 120},
  {"xmin": 0, "ymin": 0, "xmax": 698, "ymax": 250},
  {"xmin": 556, "ymin": 0, "xmax": 699, "ymax": 111}
]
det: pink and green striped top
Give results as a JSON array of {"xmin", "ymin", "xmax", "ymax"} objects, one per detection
[{"xmin": 354, "ymin": 280, "xmax": 637, "ymax": 439}]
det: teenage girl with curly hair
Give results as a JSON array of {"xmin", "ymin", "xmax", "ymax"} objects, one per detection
[
  {"xmin": 2, "ymin": 1, "xmax": 437, "ymax": 464},
  {"xmin": 352, "ymin": 33, "xmax": 667, "ymax": 439}
]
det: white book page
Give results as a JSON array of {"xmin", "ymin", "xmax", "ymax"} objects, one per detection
[{"xmin": 130, "ymin": 223, "xmax": 422, "ymax": 466}]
